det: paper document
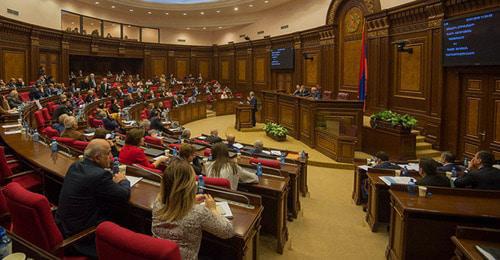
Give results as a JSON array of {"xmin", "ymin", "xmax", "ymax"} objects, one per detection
[
  {"xmin": 202, "ymin": 201, "xmax": 233, "ymax": 219},
  {"xmin": 126, "ymin": 176, "xmax": 143, "ymax": 187},
  {"xmin": 271, "ymin": 150, "xmax": 282, "ymax": 156},
  {"xmin": 2, "ymin": 124, "xmax": 21, "ymax": 129},
  {"xmin": 398, "ymin": 163, "xmax": 420, "ymax": 172},
  {"xmin": 84, "ymin": 132, "xmax": 95, "ymax": 137},
  {"xmin": 379, "ymin": 176, "xmax": 416, "ymax": 186},
  {"xmin": 262, "ymin": 150, "xmax": 271, "ymax": 155},
  {"xmin": 197, "ymin": 136, "xmax": 207, "ymax": 140},
  {"xmin": 359, "ymin": 165, "xmax": 370, "ymax": 171},
  {"xmin": 233, "ymin": 143, "xmax": 244, "ymax": 149},
  {"xmin": 4, "ymin": 130, "xmax": 21, "ymax": 135}
]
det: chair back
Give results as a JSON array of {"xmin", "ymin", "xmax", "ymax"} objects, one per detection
[
  {"xmin": 42, "ymin": 126, "xmax": 59, "ymax": 139},
  {"xmin": 3, "ymin": 183, "xmax": 63, "ymax": 253},
  {"xmin": 34, "ymin": 111, "xmax": 46, "ymax": 129},
  {"xmin": 19, "ymin": 92, "xmax": 30, "ymax": 102},
  {"xmin": 168, "ymin": 143, "xmax": 181, "ymax": 150},
  {"xmin": 92, "ymin": 118, "xmax": 104, "ymax": 128},
  {"xmin": 249, "ymin": 157, "xmax": 281, "ymax": 169},
  {"xmin": 53, "ymin": 137, "xmax": 76, "ymax": 146},
  {"xmin": 0, "ymin": 146, "xmax": 14, "ymax": 179},
  {"xmin": 71, "ymin": 141, "xmax": 89, "ymax": 151},
  {"xmin": 41, "ymin": 108, "xmax": 51, "ymax": 122},
  {"xmin": 96, "ymin": 221, "xmax": 181, "ymax": 260},
  {"xmin": 163, "ymin": 100, "xmax": 173, "ymax": 109},
  {"xmin": 196, "ymin": 176, "xmax": 231, "ymax": 189},
  {"xmin": 46, "ymin": 102, "xmax": 56, "ymax": 114},
  {"xmin": 0, "ymin": 189, "xmax": 11, "ymax": 229},
  {"xmin": 144, "ymin": 136, "xmax": 163, "ymax": 146}
]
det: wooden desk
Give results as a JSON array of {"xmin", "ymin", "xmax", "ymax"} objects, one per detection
[
  {"xmin": 215, "ymin": 98, "xmax": 240, "ymax": 116},
  {"xmin": 451, "ymin": 227, "xmax": 500, "ymax": 260},
  {"xmin": 352, "ymin": 161, "xmax": 368, "ymax": 205},
  {"xmin": 235, "ymin": 104, "xmax": 253, "ymax": 131},
  {"xmin": 362, "ymin": 126, "xmax": 416, "ymax": 161},
  {"xmin": 0, "ymin": 129, "xmax": 263, "ymax": 260},
  {"xmin": 170, "ymin": 101, "xmax": 207, "ymax": 125},
  {"xmin": 387, "ymin": 187, "xmax": 500, "ymax": 260},
  {"xmin": 8, "ymin": 230, "xmax": 59, "ymax": 260},
  {"xmin": 259, "ymin": 90, "xmax": 363, "ymax": 162}
]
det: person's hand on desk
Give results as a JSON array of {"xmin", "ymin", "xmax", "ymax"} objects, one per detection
[
  {"xmin": 153, "ymin": 155, "xmax": 169, "ymax": 167},
  {"xmin": 204, "ymin": 194, "xmax": 220, "ymax": 215},
  {"xmin": 113, "ymin": 172, "xmax": 127, "ymax": 183}
]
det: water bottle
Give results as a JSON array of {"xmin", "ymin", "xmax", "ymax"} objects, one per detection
[
  {"xmin": 172, "ymin": 147, "xmax": 177, "ymax": 156},
  {"xmin": 280, "ymin": 152, "xmax": 286, "ymax": 166},
  {"xmin": 50, "ymin": 139, "xmax": 58, "ymax": 153},
  {"xmin": 463, "ymin": 157, "xmax": 468, "ymax": 167},
  {"xmin": 208, "ymin": 153, "xmax": 213, "ymax": 161},
  {"xmin": 451, "ymin": 166, "xmax": 458, "ymax": 178},
  {"xmin": 110, "ymin": 131, "xmax": 116, "ymax": 140},
  {"xmin": 112, "ymin": 157, "xmax": 120, "ymax": 174},
  {"xmin": 197, "ymin": 175, "xmax": 205, "ymax": 194},
  {"xmin": 0, "ymin": 227, "xmax": 12, "ymax": 258},
  {"xmin": 402, "ymin": 166, "xmax": 409, "ymax": 176},
  {"xmin": 407, "ymin": 179, "xmax": 417, "ymax": 196},
  {"xmin": 33, "ymin": 129, "xmax": 40, "ymax": 142},
  {"xmin": 300, "ymin": 150, "xmax": 306, "ymax": 160},
  {"xmin": 256, "ymin": 162, "xmax": 263, "ymax": 177}
]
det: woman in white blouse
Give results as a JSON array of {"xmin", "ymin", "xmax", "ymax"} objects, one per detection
[
  {"xmin": 152, "ymin": 159, "xmax": 234, "ymax": 260},
  {"xmin": 205, "ymin": 143, "xmax": 259, "ymax": 190}
]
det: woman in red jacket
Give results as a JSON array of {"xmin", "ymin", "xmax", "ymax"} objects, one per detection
[{"xmin": 119, "ymin": 128, "xmax": 168, "ymax": 169}]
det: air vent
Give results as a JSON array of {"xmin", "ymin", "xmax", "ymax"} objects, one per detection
[
  {"xmin": 281, "ymin": 25, "xmax": 289, "ymax": 30},
  {"xmin": 264, "ymin": 35, "xmax": 270, "ymax": 39},
  {"xmin": 7, "ymin": 9, "xmax": 19, "ymax": 16},
  {"xmin": 177, "ymin": 39, "xmax": 186, "ymax": 42},
  {"xmin": 257, "ymin": 31, "xmax": 264, "ymax": 35},
  {"xmin": 239, "ymin": 34, "xmax": 246, "ymax": 38}
]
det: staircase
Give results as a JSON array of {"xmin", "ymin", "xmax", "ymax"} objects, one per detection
[
  {"xmin": 206, "ymin": 110, "xmax": 216, "ymax": 118},
  {"xmin": 413, "ymin": 130, "xmax": 441, "ymax": 159}
]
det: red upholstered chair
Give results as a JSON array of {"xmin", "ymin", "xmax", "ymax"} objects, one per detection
[
  {"xmin": 163, "ymin": 100, "xmax": 172, "ymax": 109},
  {"xmin": 92, "ymin": 118, "xmax": 104, "ymax": 128},
  {"xmin": 144, "ymin": 136, "xmax": 163, "ymax": 146},
  {"xmin": 196, "ymin": 176, "xmax": 231, "ymax": 189},
  {"xmin": 3, "ymin": 183, "xmax": 94, "ymax": 259},
  {"xmin": 168, "ymin": 143, "xmax": 181, "ymax": 150},
  {"xmin": 132, "ymin": 164, "xmax": 162, "ymax": 175},
  {"xmin": 204, "ymin": 148, "xmax": 212, "ymax": 157},
  {"xmin": 41, "ymin": 108, "xmax": 52, "ymax": 122},
  {"xmin": 234, "ymin": 93, "xmax": 242, "ymax": 98},
  {"xmin": 96, "ymin": 221, "xmax": 181, "ymax": 260},
  {"xmin": 53, "ymin": 137, "xmax": 76, "ymax": 146},
  {"xmin": 0, "ymin": 190, "xmax": 11, "ymax": 230},
  {"xmin": 34, "ymin": 111, "xmax": 47, "ymax": 130},
  {"xmin": 0, "ymin": 146, "xmax": 41, "ymax": 191},
  {"xmin": 19, "ymin": 92, "xmax": 30, "ymax": 102},
  {"xmin": 119, "ymin": 99, "xmax": 124, "ymax": 108},
  {"xmin": 71, "ymin": 141, "xmax": 89, "ymax": 151},
  {"xmin": 192, "ymin": 139, "xmax": 210, "ymax": 146},
  {"xmin": 249, "ymin": 157, "xmax": 281, "ymax": 169},
  {"xmin": 42, "ymin": 126, "xmax": 60, "ymax": 139},
  {"xmin": 46, "ymin": 102, "xmax": 56, "ymax": 114},
  {"xmin": 87, "ymin": 115, "xmax": 95, "ymax": 127}
]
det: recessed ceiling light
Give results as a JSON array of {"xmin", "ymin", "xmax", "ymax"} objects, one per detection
[
  {"xmin": 147, "ymin": 11, "xmax": 152, "ymax": 14},
  {"xmin": 165, "ymin": 12, "xmax": 169, "ymax": 15},
  {"xmin": 183, "ymin": 13, "xmax": 187, "ymax": 16},
  {"xmin": 95, "ymin": 1, "xmax": 99, "ymax": 4},
  {"xmin": 129, "ymin": 9, "xmax": 133, "ymax": 12},
  {"xmin": 234, "ymin": 7, "xmax": 239, "ymax": 11},
  {"xmin": 127, "ymin": 25, "xmax": 131, "ymax": 28},
  {"xmin": 203, "ymin": 27, "xmax": 206, "ymax": 30},
  {"xmin": 90, "ymin": 23, "xmax": 94, "ymax": 25},
  {"xmin": 249, "ymin": 4, "xmax": 254, "ymax": 7},
  {"xmin": 218, "ymin": 26, "xmax": 223, "ymax": 29},
  {"xmin": 216, "ymin": 10, "xmax": 221, "ymax": 13},
  {"xmin": 111, "ymin": 5, "xmax": 115, "ymax": 8},
  {"xmin": 71, "ymin": 22, "xmax": 75, "ymax": 25},
  {"xmin": 186, "ymin": 27, "xmax": 190, "ymax": 30},
  {"xmin": 265, "ymin": 0, "xmax": 269, "ymax": 3},
  {"xmin": 200, "ymin": 11, "xmax": 205, "ymax": 15}
]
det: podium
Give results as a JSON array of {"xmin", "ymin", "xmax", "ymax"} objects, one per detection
[{"xmin": 235, "ymin": 103, "xmax": 253, "ymax": 131}]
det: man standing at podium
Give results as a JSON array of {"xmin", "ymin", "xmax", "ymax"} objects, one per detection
[{"xmin": 248, "ymin": 91, "xmax": 257, "ymax": 127}]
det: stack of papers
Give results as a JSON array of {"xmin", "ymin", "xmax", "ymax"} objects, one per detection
[
  {"xmin": 2, "ymin": 124, "xmax": 21, "ymax": 129},
  {"xmin": 379, "ymin": 176, "xmax": 416, "ymax": 186},
  {"xmin": 398, "ymin": 163, "xmax": 420, "ymax": 172},
  {"xmin": 126, "ymin": 176, "xmax": 143, "ymax": 187},
  {"xmin": 271, "ymin": 150, "xmax": 282, "ymax": 156},
  {"xmin": 4, "ymin": 130, "xmax": 21, "ymax": 135},
  {"xmin": 202, "ymin": 201, "xmax": 233, "ymax": 219},
  {"xmin": 233, "ymin": 143, "xmax": 244, "ymax": 149}
]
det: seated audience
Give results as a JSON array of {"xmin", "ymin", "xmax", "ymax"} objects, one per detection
[
  {"xmin": 179, "ymin": 144, "xmax": 203, "ymax": 175},
  {"xmin": 109, "ymin": 98, "xmax": 120, "ymax": 114},
  {"xmin": 94, "ymin": 128, "xmax": 119, "ymax": 157},
  {"xmin": 205, "ymin": 143, "xmax": 259, "ymax": 190},
  {"xmin": 174, "ymin": 95, "xmax": 185, "ymax": 107},
  {"xmin": 150, "ymin": 114, "xmax": 167, "ymax": 133},
  {"xmin": 7, "ymin": 90, "xmax": 23, "ymax": 108},
  {"xmin": 84, "ymin": 90, "xmax": 95, "ymax": 103},
  {"xmin": 52, "ymin": 95, "xmax": 72, "ymax": 120},
  {"xmin": 102, "ymin": 111, "xmax": 120, "ymax": 132},
  {"xmin": 416, "ymin": 158, "xmax": 451, "ymax": 187},
  {"xmin": 206, "ymin": 129, "xmax": 222, "ymax": 144},
  {"xmin": 0, "ymin": 95, "xmax": 12, "ymax": 115},
  {"xmin": 226, "ymin": 134, "xmax": 236, "ymax": 151},
  {"xmin": 220, "ymin": 91, "xmax": 229, "ymax": 99},
  {"xmin": 310, "ymin": 86, "xmax": 322, "ymax": 100},
  {"xmin": 249, "ymin": 140, "xmax": 268, "ymax": 157},
  {"xmin": 52, "ymin": 114, "xmax": 68, "ymax": 133},
  {"xmin": 181, "ymin": 129, "xmax": 191, "ymax": 142},
  {"xmin": 119, "ymin": 128, "xmax": 168, "ymax": 169},
  {"xmin": 292, "ymin": 85, "xmax": 301, "ymax": 96},
  {"xmin": 61, "ymin": 116, "xmax": 84, "ymax": 141},
  {"xmin": 56, "ymin": 139, "xmax": 130, "ymax": 258},
  {"xmin": 298, "ymin": 85, "xmax": 309, "ymax": 97},
  {"xmin": 454, "ymin": 151, "xmax": 500, "ymax": 190},
  {"xmin": 29, "ymin": 84, "xmax": 46, "ymax": 100},
  {"xmin": 437, "ymin": 151, "xmax": 460, "ymax": 172},
  {"xmin": 373, "ymin": 151, "xmax": 401, "ymax": 169},
  {"xmin": 152, "ymin": 159, "xmax": 234, "ymax": 260}
]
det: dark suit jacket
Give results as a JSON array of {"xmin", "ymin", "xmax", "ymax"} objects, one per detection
[
  {"xmin": 206, "ymin": 135, "xmax": 222, "ymax": 144},
  {"xmin": 374, "ymin": 161, "xmax": 401, "ymax": 170},
  {"xmin": 150, "ymin": 117, "xmax": 166, "ymax": 133},
  {"xmin": 454, "ymin": 166, "xmax": 500, "ymax": 190},
  {"xmin": 249, "ymin": 97, "xmax": 257, "ymax": 111},
  {"xmin": 437, "ymin": 163, "xmax": 463, "ymax": 173},
  {"xmin": 56, "ymin": 159, "xmax": 130, "ymax": 256},
  {"xmin": 103, "ymin": 117, "xmax": 119, "ymax": 131},
  {"xmin": 416, "ymin": 175, "xmax": 451, "ymax": 187}
]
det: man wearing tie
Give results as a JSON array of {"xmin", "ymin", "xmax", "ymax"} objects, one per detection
[
  {"xmin": 248, "ymin": 91, "xmax": 257, "ymax": 127},
  {"xmin": 99, "ymin": 77, "xmax": 109, "ymax": 98}
]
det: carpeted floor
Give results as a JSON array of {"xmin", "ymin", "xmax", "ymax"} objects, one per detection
[{"xmin": 184, "ymin": 115, "xmax": 388, "ymax": 259}]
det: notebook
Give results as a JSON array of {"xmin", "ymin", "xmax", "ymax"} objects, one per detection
[
  {"xmin": 144, "ymin": 148, "xmax": 165, "ymax": 157},
  {"xmin": 201, "ymin": 201, "xmax": 233, "ymax": 219},
  {"xmin": 379, "ymin": 176, "xmax": 416, "ymax": 186},
  {"xmin": 126, "ymin": 176, "xmax": 143, "ymax": 187}
]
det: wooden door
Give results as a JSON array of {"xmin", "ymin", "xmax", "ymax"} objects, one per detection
[{"xmin": 460, "ymin": 74, "xmax": 500, "ymax": 159}]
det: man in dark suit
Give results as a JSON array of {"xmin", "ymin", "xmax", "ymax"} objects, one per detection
[
  {"xmin": 56, "ymin": 139, "xmax": 131, "ymax": 258},
  {"xmin": 98, "ymin": 78, "xmax": 110, "ymax": 98},
  {"xmin": 437, "ymin": 151, "xmax": 461, "ymax": 173},
  {"xmin": 373, "ymin": 151, "xmax": 401, "ymax": 169},
  {"xmin": 249, "ymin": 140, "xmax": 269, "ymax": 157},
  {"xmin": 248, "ymin": 91, "xmax": 257, "ymax": 127},
  {"xmin": 206, "ymin": 129, "xmax": 222, "ymax": 144},
  {"xmin": 416, "ymin": 158, "xmax": 451, "ymax": 187},
  {"xmin": 454, "ymin": 150, "xmax": 500, "ymax": 190}
]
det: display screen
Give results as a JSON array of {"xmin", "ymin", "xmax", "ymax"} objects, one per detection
[
  {"xmin": 443, "ymin": 9, "xmax": 500, "ymax": 66},
  {"xmin": 271, "ymin": 47, "xmax": 294, "ymax": 70}
]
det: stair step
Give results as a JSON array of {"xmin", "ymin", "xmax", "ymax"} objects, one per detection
[
  {"xmin": 416, "ymin": 136, "xmax": 425, "ymax": 142},
  {"xmin": 411, "ymin": 129, "xmax": 421, "ymax": 135},
  {"xmin": 416, "ymin": 149, "xmax": 441, "ymax": 158},
  {"xmin": 416, "ymin": 142, "xmax": 433, "ymax": 150}
]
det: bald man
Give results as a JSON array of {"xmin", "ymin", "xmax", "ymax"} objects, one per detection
[{"xmin": 56, "ymin": 139, "xmax": 131, "ymax": 258}]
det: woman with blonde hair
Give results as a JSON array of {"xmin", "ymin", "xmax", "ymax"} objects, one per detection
[
  {"xmin": 152, "ymin": 159, "xmax": 234, "ymax": 260},
  {"xmin": 61, "ymin": 116, "xmax": 85, "ymax": 141},
  {"xmin": 205, "ymin": 143, "xmax": 259, "ymax": 190}
]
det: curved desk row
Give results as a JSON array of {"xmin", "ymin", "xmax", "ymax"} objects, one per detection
[{"xmin": 127, "ymin": 97, "xmax": 207, "ymax": 125}]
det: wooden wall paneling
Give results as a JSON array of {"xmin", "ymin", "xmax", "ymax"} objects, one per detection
[
  {"xmin": 460, "ymin": 74, "xmax": 487, "ymax": 159},
  {"xmin": 29, "ymin": 34, "xmax": 40, "ymax": 81},
  {"xmin": 150, "ymin": 56, "xmax": 167, "ymax": 77},
  {"xmin": 293, "ymin": 37, "xmax": 303, "ymax": 87},
  {"xmin": 40, "ymin": 51, "xmax": 60, "ymax": 81},
  {"xmin": 2, "ymin": 49, "xmax": 27, "ymax": 82},
  {"xmin": 61, "ymin": 40, "xmax": 70, "ymax": 85},
  {"xmin": 320, "ymin": 28, "xmax": 335, "ymax": 93},
  {"xmin": 175, "ymin": 58, "xmax": 188, "ymax": 80},
  {"xmin": 198, "ymin": 59, "xmax": 210, "ymax": 80},
  {"xmin": 303, "ymin": 51, "xmax": 320, "ymax": 87}
]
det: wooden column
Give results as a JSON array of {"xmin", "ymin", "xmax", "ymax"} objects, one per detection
[
  {"xmin": 61, "ymin": 39, "xmax": 70, "ymax": 85},
  {"xmin": 29, "ymin": 32, "xmax": 40, "ymax": 81},
  {"xmin": 320, "ymin": 28, "xmax": 335, "ymax": 92}
]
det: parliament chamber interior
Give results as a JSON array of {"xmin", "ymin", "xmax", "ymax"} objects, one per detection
[{"xmin": 0, "ymin": 0, "xmax": 499, "ymax": 259}]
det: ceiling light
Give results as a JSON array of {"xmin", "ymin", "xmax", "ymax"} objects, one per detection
[
  {"xmin": 186, "ymin": 27, "xmax": 190, "ymax": 30},
  {"xmin": 249, "ymin": 4, "xmax": 254, "ymax": 7},
  {"xmin": 147, "ymin": 11, "xmax": 152, "ymax": 14},
  {"xmin": 71, "ymin": 22, "xmax": 75, "ymax": 25},
  {"xmin": 95, "ymin": 1, "xmax": 99, "ymax": 4},
  {"xmin": 183, "ymin": 13, "xmax": 187, "ymax": 16},
  {"xmin": 111, "ymin": 5, "xmax": 115, "ymax": 8},
  {"xmin": 203, "ymin": 27, "xmax": 206, "ymax": 30},
  {"xmin": 165, "ymin": 12, "xmax": 169, "ymax": 15},
  {"xmin": 218, "ymin": 26, "xmax": 223, "ymax": 29},
  {"xmin": 265, "ymin": 0, "xmax": 269, "ymax": 3},
  {"xmin": 129, "ymin": 9, "xmax": 134, "ymax": 12},
  {"xmin": 200, "ymin": 11, "xmax": 204, "ymax": 15},
  {"xmin": 216, "ymin": 10, "xmax": 220, "ymax": 13},
  {"xmin": 90, "ymin": 23, "xmax": 94, "ymax": 26},
  {"xmin": 234, "ymin": 7, "xmax": 239, "ymax": 11},
  {"xmin": 127, "ymin": 25, "xmax": 131, "ymax": 28}
]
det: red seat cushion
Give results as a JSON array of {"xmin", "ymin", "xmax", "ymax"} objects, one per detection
[
  {"xmin": 204, "ymin": 148, "xmax": 212, "ymax": 157},
  {"xmin": 7, "ymin": 162, "xmax": 22, "ymax": 172},
  {"xmin": 54, "ymin": 137, "xmax": 75, "ymax": 146},
  {"xmin": 196, "ymin": 176, "xmax": 231, "ymax": 189},
  {"xmin": 249, "ymin": 158, "xmax": 281, "ymax": 169},
  {"xmin": 12, "ymin": 174, "xmax": 41, "ymax": 191},
  {"xmin": 71, "ymin": 141, "xmax": 89, "ymax": 151},
  {"xmin": 42, "ymin": 127, "xmax": 60, "ymax": 138},
  {"xmin": 168, "ymin": 144, "xmax": 181, "ymax": 150},
  {"xmin": 193, "ymin": 139, "xmax": 209, "ymax": 145},
  {"xmin": 144, "ymin": 136, "xmax": 163, "ymax": 146}
]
